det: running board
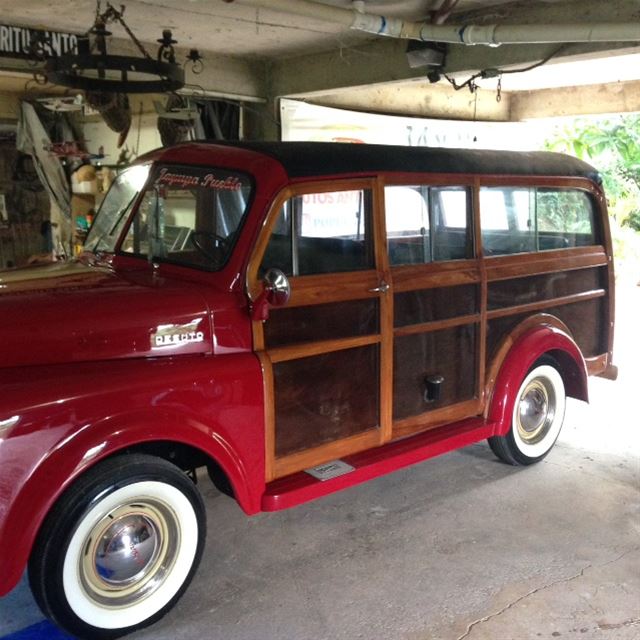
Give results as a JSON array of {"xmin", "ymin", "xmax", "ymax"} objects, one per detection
[{"xmin": 262, "ymin": 418, "xmax": 496, "ymax": 512}]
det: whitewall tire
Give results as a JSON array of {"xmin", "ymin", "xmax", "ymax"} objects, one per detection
[
  {"xmin": 29, "ymin": 454, "xmax": 206, "ymax": 639},
  {"xmin": 489, "ymin": 359, "xmax": 566, "ymax": 465}
]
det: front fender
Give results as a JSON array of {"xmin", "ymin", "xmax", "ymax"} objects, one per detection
[
  {"xmin": 487, "ymin": 325, "xmax": 588, "ymax": 437},
  {"xmin": 0, "ymin": 352, "xmax": 265, "ymax": 596}
]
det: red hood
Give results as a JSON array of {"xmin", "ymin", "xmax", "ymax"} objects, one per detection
[{"xmin": 0, "ymin": 260, "xmax": 213, "ymax": 368}]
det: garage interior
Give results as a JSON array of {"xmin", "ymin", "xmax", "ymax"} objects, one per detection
[{"xmin": 0, "ymin": 1, "xmax": 638, "ymax": 639}]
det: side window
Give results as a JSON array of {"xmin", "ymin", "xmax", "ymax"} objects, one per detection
[
  {"xmin": 385, "ymin": 185, "xmax": 472, "ymax": 265},
  {"xmin": 480, "ymin": 187, "xmax": 535, "ymax": 255},
  {"xmin": 481, "ymin": 186, "xmax": 599, "ymax": 256},
  {"xmin": 536, "ymin": 188, "xmax": 597, "ymax": 248},
  {"xmin": 260, "ymin": 188, "xmax": 373, "ymax": 276},
  {"xmin": 385, "ymin": 186, "xmax": 430, "ymax": 265},
  {"xmin": 431, "ymin": 187, "xmax": 473, "ymax": 260}
]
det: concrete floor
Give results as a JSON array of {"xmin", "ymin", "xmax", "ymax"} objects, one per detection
[{"xmin": 1, "ymin": 285, "xmax": 638, "ymax": 640}]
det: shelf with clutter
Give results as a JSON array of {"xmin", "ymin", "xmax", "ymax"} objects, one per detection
[{"xmin": 70, "ymin": 163, "xmax": 116, "ymax": 254}]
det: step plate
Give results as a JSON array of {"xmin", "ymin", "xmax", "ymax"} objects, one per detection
[{"xmin": 305, "ymin": 459, "xmax": 355, "ymax": 481}]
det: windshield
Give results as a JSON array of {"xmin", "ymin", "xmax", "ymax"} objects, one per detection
[
  {"xmin": 119, "ymin": 165, "xmax": 253, "ymax": 271},
  {"xmin": 85, "ymin": 165, "xmax": 151, "ymax": 253}
]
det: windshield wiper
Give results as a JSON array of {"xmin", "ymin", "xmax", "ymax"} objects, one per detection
[{"xmin": 90, "ymin": 193, "xmax": 138, "ymax": 253}]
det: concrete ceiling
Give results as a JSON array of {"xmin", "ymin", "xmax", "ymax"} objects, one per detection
[
  {"xmin": 1, "ymin": 0, "xmax": 639, "ymax": 134},
  {"xmin": 0, "ymin": 0, "xmax": 574, "ymax": 59}
]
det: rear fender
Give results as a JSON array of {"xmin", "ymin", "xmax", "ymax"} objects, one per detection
[{"xmin": 487, "ymin": 325, "xmax": 588, "ymax": 437}]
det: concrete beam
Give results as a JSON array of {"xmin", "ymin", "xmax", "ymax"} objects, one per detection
[
  {"xmin": 302, "ymin": 81, "xmax": 510, "ymax": 122},
  {"xmin": 269, "ymin": 0, "xmax": 640, "ymax": 101},
  {"xmin": 270, "ymin": 39, "xmax": 637, "ymax": 102},
  {"xmin": 511, "ymin": 79, "xmax": 640, "ymax": 120},
  {"xmin": 270, "ymin": 39, "xmax": 424, "ymax": 98}
]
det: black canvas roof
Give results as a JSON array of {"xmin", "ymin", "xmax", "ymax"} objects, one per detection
[{"xmin": 219, "ymin": 141, "xmax": 601, "ymax": 183}]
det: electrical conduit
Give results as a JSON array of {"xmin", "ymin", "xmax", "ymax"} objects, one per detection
[{"xmin": 228, "ymin": 0, "xmax": 640, "ymax": 45}]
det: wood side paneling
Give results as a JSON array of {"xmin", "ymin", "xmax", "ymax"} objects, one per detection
[
  {"xmin": 393, "ymin": 325, "xmax": 477, "ymax": 422},
  {"xmin": 391, "ymin": 260, "xmax": 480, "ymax": 291},
  {"xmin": 264, "ymin": 298, "xmax": 379, "ymax": 348},
  {"xmin": 268, "ymin": 334, "xmax": 380, "ymax": 364},
  {"xmin": 273, "ymin": 345, "xmax": 380, "ymax": 458},
  {"xmin": 273, "ymin": 429, "xmax": 381, "ymax": 479},
  {"xmin": 486, "ymin": 297, "xmax": 607, "ymax": 364},
  {"xmin": 484, "ymin": 246, "xmax": 607, "ymax": 282},
  {"xmin": 392, "ymin": 398, "xmax": 482, "ymax": 440},
  {"xmin": 487, "ymin": 267, "xmax": 606, "ymax": 310},
  {"xmin": 394, "ymin": 284, "xmax": 478, "ymax": 327}
]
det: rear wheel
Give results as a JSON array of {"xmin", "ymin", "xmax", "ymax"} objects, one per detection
[
  {"xmin": 489, "ymin": 360, "xmax": 566, "ymax": 465},
  {"xmin": 29, "ymin": 454, "xmax": 206, "ymax": 639}
]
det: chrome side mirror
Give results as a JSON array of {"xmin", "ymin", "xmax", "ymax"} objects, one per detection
[
  {"xmin": 263, "ymin": 268, "xmax": 291, "ymax": 307},
  {"xmin": 251, "ymin": 268, "xmax": 291, "ymax": 322}
]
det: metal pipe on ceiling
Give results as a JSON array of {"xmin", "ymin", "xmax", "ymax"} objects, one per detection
[{"xmin": 228, "ymin": 0, "xmax": 640, "ymax": 45}]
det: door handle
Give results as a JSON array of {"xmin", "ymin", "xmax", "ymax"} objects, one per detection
[{"xmin": 368, "ymin": 280, "xmax": 390, "ymax": 294}]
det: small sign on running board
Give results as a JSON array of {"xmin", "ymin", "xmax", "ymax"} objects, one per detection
[{"xmin": 305, "ymin": 460, "xmax": 355, "ymax": 481}]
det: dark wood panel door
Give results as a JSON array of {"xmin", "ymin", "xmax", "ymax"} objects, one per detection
[
  {"xmin": 384, "ymin": 183, "xmax": 483, "ymax": 439},
  {"xmin": 247, "ymin": 180, "xmax": 391, "ymax": 480}
]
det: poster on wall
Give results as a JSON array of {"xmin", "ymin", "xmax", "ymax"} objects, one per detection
[{"xmin": 279, "ymin": 98, "xmax": 541, "ymax": 151}]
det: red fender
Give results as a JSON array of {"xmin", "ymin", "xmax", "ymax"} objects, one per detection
[
  {"xmin": 487, "ymin": 325, "xmax": 588, "ymax": 437},
  {"xmin": 0, "ymin": 410, "xmax": 264, "ymax": 597},
  {"xmin": 0, "ymin": 351, "xmax": 266, "ymax": 597}
]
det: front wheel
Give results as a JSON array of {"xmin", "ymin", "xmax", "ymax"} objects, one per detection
[
  {"xmin": 489, "ymin": 360, "xmax": 566, "ymax": 465},
  {"xmin": 29, "ymin": 454, "xmax": 206, "ymax": 640}
]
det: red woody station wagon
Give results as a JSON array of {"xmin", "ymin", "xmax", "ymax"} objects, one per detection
[{"xmin": 0, "ymin": 142, "xmax": 617, "ymax": 638}]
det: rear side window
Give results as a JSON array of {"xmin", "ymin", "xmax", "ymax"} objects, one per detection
[
  {"xmin": 480, "ymin": 186, "xmax": 598, "ymax": 255},
  {"xmin": 260, "ymin": 189, "xmax": 374, "ymax": 276},
  {"xmin": 536, "ymin": 188, "xmax": 597, "ymax": 248},
  {"xmin": 385, "ymin": 185, "xmax": 473, "ymax": 265}
]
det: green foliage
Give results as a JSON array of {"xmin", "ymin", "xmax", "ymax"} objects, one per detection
[
  {"xmin": 545, "ymin": 116, "xmax": 640, "ymax": 278},
  {"xmin": 536, "ymin": 190, "xmax": 592, "ymax": 234},
  {"xmin": 544, "ymin": 115, "xmax": 640, "ymax": 228},
  {"xmin": 622, "ymin": 210, "xmax": 640, "ymax": 232}
]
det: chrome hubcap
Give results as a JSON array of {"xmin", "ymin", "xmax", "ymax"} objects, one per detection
[
  {"xmin": 95, "ymin": 514, "xmax": 160, "ymax": 586},
  {"xmin": 80, "ymin": 500, "xmax": 179, "ymax": 607},
  {"xmin": 516, "ymin": 377, "xmax": 556, "ymax": 444}
]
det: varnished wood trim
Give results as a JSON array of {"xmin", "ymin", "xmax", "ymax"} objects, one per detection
[
  {"xmin": 257, "ymin": 351, "xmax": 276, "ymax": 483},
  {"xmin": 391, "ymin": 260, "xmax": 480, "ymax": 292},
  {"xmin": 252, "ymin": 319, "xmax": 265, "ymax": 352},
  {"xmin": 392, "ymin": 399, "xmax": 482, "ymax": 440},
  {"xmin": 268, "ymin": 334, "xmax": 381, "ymax": 364},
  {"xmin": 597, "ymin": 190, "xmax": 616, "ymax": 364},
  {"xmin": 485, "ymin": 246, "xmax": 607, "ymax": 282},
  {"xmin": 486, "ymin": 289, "xmax": 605, "ymax": 321},
  {"xmin": 483, "ymin": 313, "xmax": 572, "ymax": 418},
  {"xmin": 375, "ymin": 177, "xmax": 394, "ymax": 445},
  {"xmin": 474, "ymin": 178, "xmax": 488, "ymax": 406},
  {"xmin": 285, "ymin": 271, "xmax": 380, "ymax": 308},
  {"xmin": 273, "ymin": 428, "xmax": 381, "ymax": 478},
  {"xmin": 381, "ymin": 174, "xmax": 477, "ymax": 188},
  {"xmin": 479, "ymin": 176, "xmax": 601, "ymax": 191},
  {"xmin": 585, "ymin": 353, "xmax": 609, "ymax": 376},
  {"xmin": 393, "ymin": 314, "xmax": 480, "ymax": 338}
]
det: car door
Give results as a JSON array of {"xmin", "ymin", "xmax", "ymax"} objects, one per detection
[
  {"xmin": 384, "ymin": 180, "xmax": 483, "ymax": 440},
  {"xmin": 247, "ymin": 179, "xmax": 392, "ymax": 481}
]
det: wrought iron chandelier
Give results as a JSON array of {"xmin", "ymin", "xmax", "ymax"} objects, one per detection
[{"xmin": 39, "ymin": 2, "xmax": 203, "ymax": 93}]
